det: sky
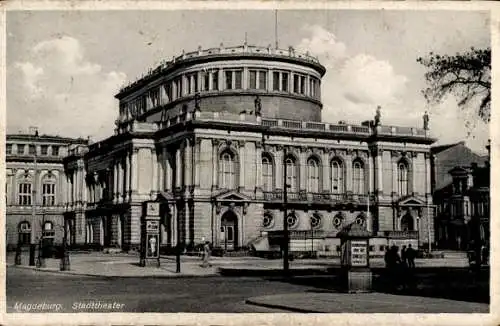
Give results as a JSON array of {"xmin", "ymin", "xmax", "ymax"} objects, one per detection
[{"xmin": 6, "ymin": 9, "xmax": 491, "ymax": 154}]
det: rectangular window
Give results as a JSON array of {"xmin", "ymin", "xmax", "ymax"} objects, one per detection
[
  {"xmin": 300, "ymin": 76, "xmax": 306, "ymax": 94},
  {"xmin": 281, "ymin": 72, "xmax": 289, "ymax": 92},
  {"xmin": 167, "ymin": 82, "xmax": 173, "ymax": 101},
  {"xmin": 203, "ymin": 72, "xmax": 210, "ymax": 91},
  {"xmin": 249, "ymin": 70, "xmax": 257, "ymax": 89},
  {"xmin": 6, "ymin": 144, "xmax": 12, "ymax": 155},
  {"xmin": 41, "ymin": 145, "xmax": 48, "ymax": 156},
  {"xmin": 234, "ymin": 70, "xmax": 242, "ymax": 89},
  {"xmin": 258, "ymin": 71, "xmax": 267, "ymax": 90},
  {"xmin": 212, "ymin": 70, "xmax": 219, "ymax": 91},
  {"xmin": 18, "ymin": 183, "xmax": 32, "ymax": 205},
  {"xmin": 293, "ymin": 74, "xmax": 300, "ymax": 93},
  {"xmin": 29, "ymin": 145, "xmax": 36, "ymax": 155},
  {"xmin": 52, "ymin": 146, "xmax": 60, "ymax": 156},
  {"xmin": 225, "ymin": 71, "xmax": 233, "ymax": 90},
  {"xmin": 273, "ymin": 72, "xmax": 280, "ymax": 91},
  {"xmin": 42, "ymin": 183, "xmax": 56, "ymax": 206}
]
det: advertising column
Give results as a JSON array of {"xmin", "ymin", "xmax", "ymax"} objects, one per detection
[{"xmin": 140, "ymin": 201, "xmax": 161, "ymax": 267}]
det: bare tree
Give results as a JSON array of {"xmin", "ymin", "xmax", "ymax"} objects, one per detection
[{"xmin": 417, "ymin": 47, "xmax": 491, "ymax": 124}]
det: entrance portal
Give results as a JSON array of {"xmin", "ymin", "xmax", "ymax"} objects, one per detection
[
  {"xmin": 221, "ymin": 211, "xmax": 238, "ymax": 251},
  {"xmin": 401, "ymin": 213, "xmax": 415, "ymax": 231}
]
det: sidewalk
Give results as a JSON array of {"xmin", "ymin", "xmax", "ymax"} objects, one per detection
[
  {"xmin": 6, "ymin": 251, "xmax": 470, "ymax": 278},
  {"xmin": 246, "ymin": 292, "xmax": 489, "ymax": 313}
]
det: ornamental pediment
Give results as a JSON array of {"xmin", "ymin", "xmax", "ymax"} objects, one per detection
[
  {"xmin": 398, "ymin": 196, "xmax": 425, "ymax": 206},
  {"xmin": 213, "ymin": 189, "xmax": 252, "ymax": 202}
]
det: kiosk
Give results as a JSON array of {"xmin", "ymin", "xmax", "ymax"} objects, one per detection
[
  {"xmin": 140, "ymin": 201, "xmax": 161, "ymax": 267},
  {"xmin": 337, "ymin": 222, "xmax": 372, "ymax": 293}
]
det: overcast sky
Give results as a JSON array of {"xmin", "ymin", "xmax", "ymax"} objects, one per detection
[{"xmin": 7, "ymin": 9, "xmax": 490, "ymax": 154}]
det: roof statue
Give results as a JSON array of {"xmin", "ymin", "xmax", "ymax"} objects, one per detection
[
  {"xmin": 254, "ymin": 95, "xmax": 262, "ymax": 116},
  {"xmin": 374, "ymin": 105, "xmax": 382, "ymax": 127},
  {"xmin": 423, "ymin": 111, "xmax": 430, "ymax": 130}
]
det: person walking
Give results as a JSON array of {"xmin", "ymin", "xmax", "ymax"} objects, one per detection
[
  {"xmin": 406, "ymin": 244, "xmax": 416, "ymax": 269},
  {"xmin": 201, "ymin": 241, "xmax": 212, "ymax": 268},
  {"xmin": 401, "ymin": 245, "xmax": 408, "ymax": 268}
]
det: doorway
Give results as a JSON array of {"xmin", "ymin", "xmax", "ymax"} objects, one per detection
[{"xmin": 221, "ymin": 210, "xmax": 238, "ymax": 251}]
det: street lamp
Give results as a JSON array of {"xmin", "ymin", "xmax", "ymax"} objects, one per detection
[{"xmin": 282, "ymin": 149, "xmax": 290, "ymax": 276}]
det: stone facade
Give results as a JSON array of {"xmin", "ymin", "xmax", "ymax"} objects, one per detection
[
  {"xmin": 63, "ymin": 44, "xmax": 437, "ymax": 252},
  {"xmin": 6, "ymin": 134, "xmax": 88, "ymax": 250}
]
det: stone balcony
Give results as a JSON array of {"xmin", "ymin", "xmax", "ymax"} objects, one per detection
[
  {"xmin": 383, "ymin": 230, "xmax": 419, "ymax": 239},
  {"xmin": 262, "ymin": 190, "xmax": 375, "ymax": 206},
  {"xmin": 153, "ymin": 111, "xmax": 430, "ymax": 140}
]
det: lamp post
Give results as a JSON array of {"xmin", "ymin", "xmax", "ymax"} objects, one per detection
[{"xmin": 283, "ymin": 149, "xmax": 290, "ymax": 276}]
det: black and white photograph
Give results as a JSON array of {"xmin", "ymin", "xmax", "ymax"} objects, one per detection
[{"xmin": 3, "ymin": 3, "xmax": 495, "ymax": 324}]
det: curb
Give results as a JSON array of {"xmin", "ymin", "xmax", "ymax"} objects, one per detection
[
  {"xmin": 8, "ymin": 265, "xmax": 221, "ymax": 279},
  {"xmin": 244, "ymin": 299, "xmax": 321, "ymax": 313}
]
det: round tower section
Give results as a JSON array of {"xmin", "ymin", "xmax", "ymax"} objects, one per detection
[{"xmin": 115, "ymin": 45, "xmax": 326, "ymax": 126}]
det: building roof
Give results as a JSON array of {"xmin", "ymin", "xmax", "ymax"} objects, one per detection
[
  {"xmin": 6, "ymin": 133, "xmax": 88, "ymax": 144},
  {"xmin": 431, "ymin": 141, "xmax": 465, "ymax": 154}
]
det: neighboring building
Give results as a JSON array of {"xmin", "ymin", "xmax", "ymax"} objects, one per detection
[
  {"xmin": 6, "ymin": 133, "xmax": 88, "ymax": 250},
  {"xmin": 433, "ymin": 142, "xmax": 490, "ymax": 250},
  {"xmin": 63, "ymin": 44, "xmax": 437, "ymax": 254}
]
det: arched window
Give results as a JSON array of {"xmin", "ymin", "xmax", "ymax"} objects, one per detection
[
  {"xmin": 42, "ymin": 173, "xmax": 56, "ymax": 206},
  {"xmin": 219, "ymin": 151, "xmax": 237, "ymax": 189},
  {"xmin": 330, "ymin": 159, "xmax": 344, "ymax": 193},
  {"xmin": 352, "ymin": 160, "xmax": 365, "ymax": 194},
  {"xmin": 262, "ymin": 155, "xmax": 274, "ymax": 191},
  {"xmin": 285, "ymin": 156, "xmax": 298, "ymax": 192},
  {"xmin": 307, "ymin": 157, "xmax": 320, "ymax": 193},
  {"xmin": 18, "ymin": 221, "xmax": 31, "ymax": 245},
  {"xmin": 17, "ymin": 173, "xmax": 32, "ymax": 206},
  {"xmin": 398, "ymin": 161, "xmax": 409, "ymax": 196}
]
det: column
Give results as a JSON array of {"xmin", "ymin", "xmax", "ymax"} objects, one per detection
[
  {"xmin": 126, "ymin": 151, "xmax": 131, "ymax": 201},
  {"xmin": 238, "ymin": 141, "xmax": 245, "ymax": 189},
  {"xmin": 184, "ymin": 139, "xmax": 192, "ymax": 189},
  {"xmin": 299, "ymin": 149, "xmax": 306, "ymax": 190},
  {"xmin": 176, "ymin": 146, "xmax": 182, "ymax": 189},
  {"xmin": 255, "ymin": 142, "xmax": 262, "ymax": 189},
  {"xmin": 275, "ymin": 148, "xmax": 283, "ymax": 190},
  {"xmin": 117, "ymin": 159, "xmax": 123, "ymax": 202},
  {"xmin": 131, "ymin": 148, "xmax": 138, "ymax": 196},
  {"xmin": 321, "ymin": 151, "xmax": 329, "ymax": 192},
  {"xmin": 425, "ymin": 153, "xmax": 431, "ymax": 198},
  {"xmin": 152, "ymin": 149, "xmax": 158, "ymax": 195},
  {"xmin": 242, "ymin": 67, "xmax": 248, "ymax": 90},
  {"xmin": 164, "ymin": 148, "xmax": 171, "ymax": 191},
  {"xmin": 113, "ymin": 163, "xmax": 118, "ymax": 201},
  {"xmin": 346, "ymin": 151, "xmax": 353, "ymax": 192},
  {"xmin": 158, "ymin": 147, "xmax": 164, "ymax": 192},
  {"xmin": 376, "ymin": 149, "xmax": 383, "ymax": 194},
  {"xmin": 194, "ymin": 139, "xmax": 201, "ymax": 187},
  {"xmin": 212, "ymin": 139, "xmax": 219, "ymax": 189},
  {"xmin": 392, "ymin": 156, "xmax": 398, "ymax": 195},
  {"xmin": 171, "ymin": 204, "xmax": 177, "ymax": 246},
  {"xmin": 82, "ymin": 166, "xmax": 87, "ymax": 203},
  {"xmin": 75, "ymin": 167, "xmax": 81, "ymax": 203},
  {"xmin": 368, "ymin": 154, "xmax": 374, "ymax": 195}
]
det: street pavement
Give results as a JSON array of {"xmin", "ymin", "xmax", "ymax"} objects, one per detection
[
  {"xmin": 6, "ymin": 251, "xmax": 487, "ymax": 313},
  {"xmin": 6, "ymin": 251, "xmax": 470, "ymax": 278},
  {"xmin": 6, "ymin": 267, "xmax": 308, "ymax": 313},
  {"xmin": 246, "ymin": 292, "xmax": 489, "ymax": 313}
]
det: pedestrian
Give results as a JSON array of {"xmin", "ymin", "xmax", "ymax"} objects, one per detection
[
  {"xmin": 200, "ymin": 241, "xmax": 212, "ymax": 268},
  {"xmin": 384, "ymin": 246, "xmax": 391, "ymax": 268},
  {"xmin": 401, "ymin": 245, "xmax": 408, "ymax": 268},
  {"xmin": 406, "ymin": 244, "xmax": 416, "ymax": 269}
]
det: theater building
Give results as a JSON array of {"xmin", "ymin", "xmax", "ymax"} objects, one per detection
[
  {"xmin": 63, "ymin": 44, "xmax": 436, "ymax": 253},
  {"xmin": 5, "ymin": 133, "xmax": 87, "ymax": 250}
]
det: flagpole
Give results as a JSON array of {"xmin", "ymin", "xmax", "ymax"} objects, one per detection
[{"xmin": 275, "ymin": 10, "xmax": 279, "ymax": 49}]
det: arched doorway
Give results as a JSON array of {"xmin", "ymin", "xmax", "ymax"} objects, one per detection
[
  {"xmin": 401, "ymin": 213, "xmax": 415, "ymax": 231},
  {"xmin": 221, "ymin": 210, "xmax": 238, "ymax": 251}
]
